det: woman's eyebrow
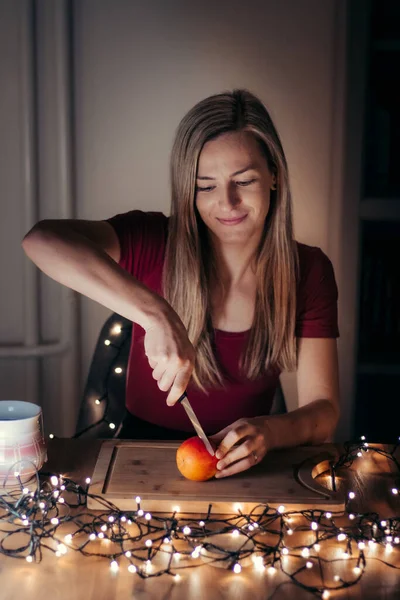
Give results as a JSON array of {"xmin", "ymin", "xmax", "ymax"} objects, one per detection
[{"xmin": 196, "ymin": 163, "xmax": 259, "ymax": 180}]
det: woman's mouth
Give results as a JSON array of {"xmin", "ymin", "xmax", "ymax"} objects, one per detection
[{"xmin": 216, "ymin": 215, "xmax": 248, "ymax": 226}]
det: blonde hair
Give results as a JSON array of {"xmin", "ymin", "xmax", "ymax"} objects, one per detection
[{"xmin": 162, "ymin": 89, "xmax": 298, "ymax": 392}]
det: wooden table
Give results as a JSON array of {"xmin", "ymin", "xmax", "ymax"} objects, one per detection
[{"xmin": 1, "ymin": 439, "xmax": 400, "ymax": 600}]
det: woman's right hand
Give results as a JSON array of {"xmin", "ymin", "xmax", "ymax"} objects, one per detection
[{"xmin": 143, "ymin": 305, "xmax": 195, "ymax": 406}]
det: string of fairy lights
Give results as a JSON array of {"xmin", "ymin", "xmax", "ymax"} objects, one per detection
[{"xmin": 2, "ymin": 317, "xmax": 398, "ymax": 599}]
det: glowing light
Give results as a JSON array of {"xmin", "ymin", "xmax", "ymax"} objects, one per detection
[
  {"xmin": 357, "ymin": 452, "xmax": 362, "ymax": 457},
  {"xmin": 101, "ymin": 525, "xmax": 107, "ymax": 532},
  {"xmin": 110, "ymin": 560, "xmax": 119, "ymax": 572},
  {"xmin": 163, "ymin": 538, "xmax": 170, "ymax": 544},
  {"xmin": 112, "ymin": 324, "xmax": 122, "ymax": 335},
  {"xmin": 26, "ymin": 555, "xmax": 33, "ymax": 563},
  {"xmin": 199, "ymin": 521, "xmax": 205, "ymax": 526},
  {"xmin": 86, "ymin": 477, "xmax": 91, "ymax": 484},
  {"xmin": 337, "ymin": 533, "xmax": 346, "ymax": 542},
  {"xmin": 325, "ymin": 512, "xmax": 332, "ymax": 519},
  {"xmin": 128, "ymin": 565, "xmax": 136, "ymax": 573},
  {"xmin": 392, "ymin": 488, "xmax": 398, "ymax": 495},
  {"xmin": 301, "ymin": 548, "xmax": 310, "ymax": 558},
  {"xmin": 95, "ymin": 399, "xmax": 101, "ymax": 405},
  {"xmin": 313, "ymin": 544, "xmax": 321, "ymax": 552},
  {"xmin": 282, "ymin": 547, "xmax": 289, "ymax": 555},
  {"xmin": 89, "ymin": 533, "xmax": 96, "ymax": 541},
  {"xmin": 23, "ymin": 487, "xmax": 30, "ymax": 494},
  {"xmin": 334, "ymin": 575, "xmax": 340, "ymax": 582},
  {"xmin": 57, "ymin": 544, "xmax": 67, "ymax": 555},
  {"xmin": 109, "ymin": 423, "xmax": 116, "ymax": 429},
  {"xmin": 125, "ymin": 551, "xmax": 132, "ymax": 558},
  {"xmin": 234, "ymin": 503, "xmax": 243, "ymax": 513},
  {"xmin": 183, "ymin": 526, "xmax": 191, "ymax": 535},
  {"xmin": 145, "ymin": 540, "xmax": 153, "ymax": 548},
  {"xmin": 358, "ymin": 542, "xmax": 365, "ymax": 550},
  {"xmin": 108, "ymin": 516, "xmax": 115, "ymax": 523},
  {"xmin": 311, "ymin": 521, "xmax": 318, "ymax": 530},
  {"xmin": 49, "ymin": 433, "xmax": 54, "ymax": 439},
  {"xmin": 51, "ymin": 518, "xmax": 59, "ymax": 526},
  {"xmin": 306, "ymin": 561, "xmax": 313, "ymax": 569},
  {"xmin": 361, "ymin": 435, "xmax": 366, "ymax": 441},
  {"xmin": 349, "ymin": 514, "xmax": 355, "ymax": 520},
  {"xmin": 386, "ymin": 543, "xmax": 393, "ymax": 553},
  {"xmin": 135, "ymin": 496, "xmax": 141, "ymax": 504},
  {"xmin": 348, "ymin": 491, "xmax": 355, "ymax": 499},
  {"xmin": 287, "ymin": 528, "xmax": 293, "ymax": 535},
  {"xmin": 145, "ymin": 513, "xmax": 152, "ymax": 521},
  {"xmin": 322, "ymin": 591, "xmax": 330, "ymax": 599},
  {"xmin": 50, "ymin": 476, "xmax": 58, "ymax": 486},
  {"xmin": 232, "ymin": 529, "xmax": 240, "ymax": 537},
  {"xmin": 353, "ymin": 567, "xmax": 361, "ymax": 575},
  {"xmin": 268, "ymin": 566, "xmax": 276, "ymax": 575},
  {"xmin": 98, "ymin": 532, "xmax": 104, "ymax": 539},
  {"xmin": 64, "ymin": 534, "xmax": 72, "ymax": 543},
  {"xmin": 342, "ymin": 552, "xmax": 349, "ymax": 559},
  {"xmin": 381, "ymin": 520, "xmax": 387, "ymax": 527},
  {"xmin": 104, "ymin": 339, "xmax": 111, "ymax": 346},
  {"xmin": 278, "ymin": 505, "xmax": 285, "ymax": 513},
  {"xmin": 114, "ymin": 367, "xmax": 123, "ymax": 374},
  {"xmin": 138, "ymin": 509, "xmax": 144, "ymax": 516},
  {"xmin": 172, "ymin": 506, "xmax": 180, "ymax": 513}
]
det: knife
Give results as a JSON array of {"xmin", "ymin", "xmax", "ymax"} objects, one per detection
[{"xmin": 177, "ymin": 391, "xmax": 215, "ymax": 456}]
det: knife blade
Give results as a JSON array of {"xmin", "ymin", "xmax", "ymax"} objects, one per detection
[{"xmin": 177, "ymin": 392, "xmax": 215, "ymax": 456}]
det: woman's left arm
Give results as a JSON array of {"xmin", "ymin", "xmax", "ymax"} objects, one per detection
[{"xmin": 212, "ymin": 337, "xmax": 340, "ymax": 478}]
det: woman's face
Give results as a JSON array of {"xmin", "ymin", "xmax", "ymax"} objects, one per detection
[{"xmin": 195, "ymin": 131, "xmax": 275, "ymax": 247}]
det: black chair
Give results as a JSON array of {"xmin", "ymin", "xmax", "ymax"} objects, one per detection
[{"xmin": 75, "ymin": 313, "xmax": 287, "ymax": 438}]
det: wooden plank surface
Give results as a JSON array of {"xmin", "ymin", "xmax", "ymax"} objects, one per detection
[
  {"xmin": 0, "ymin": 439, "xmax": 399, "ymax": 600},
  {"xmin": 87, "ymin": 440, "xmax": 346, "ymax": 512}
]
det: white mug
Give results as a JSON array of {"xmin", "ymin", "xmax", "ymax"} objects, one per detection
[{"xmin": 0, "ymin": 400, "xmax": 47, "ymax": 490}]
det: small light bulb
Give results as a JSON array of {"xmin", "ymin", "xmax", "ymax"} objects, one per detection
[
  {"xmin": 104, "ymin": 339, "xmax": 111, "ymax": 346},
  {"xmin": 395, "ymin": 537, "xmax": 400, "ymax": 544},
  {"xmin": 64, "ymin": 534, "xmax": 72, "ymax": 543},
  {"xmin": 89, "ymin": 533, "xmax": 96, "ymax": 541},
  {"xmin": 360, "ymin": 435, "xmax": 366, "ymax": 440},
  {"xmin": 342, "ymin": 552, "xmax": 349, "ymax": 559},
  {"xmin": 199, "ymin": 521, "xmax": 205, "ymax": 526},
  {"xmin": 50, "ymin": 476, "xmax": 58, "ymax": 486},
  {"xmin": 114, "ymin": 367, "xmax": 122, "ymax": 374},
  {"xmin": 145, "ymin": 540, "xmax": 152, "ymax": 547},
  {"xmin": 349, "ymin": 514, "xmax": 355, "ymax": 520},
  {"xmin": 95, "ymin": 398, "xmax": 101, "ymax": 405},
  {"xmin": 232, "ymin": 529, "xmax": 240, "ymax": 537},
  {"xmin": 306, "ymin": 561, "xmax": 313, "ymax": 569},
  {"xmin": 108, "ymin": 516, "xmax": 115, "ymax": 523},
  {"xmin": 51, "ymin": 518, "xmax": 59, "ymax": 525},
  {"xmin": 135, "ymin": 496, "xmax": 141, "ymax": 504},
  {"xmin": 98, "ymin": 532, "xmax": 104, "ymax": 539},
  {"xmin": 112, "ymin": 324, "xmax": 122, "ymax": 335},
  {"xmin": 23, "ymin": 519, "xmax": 29, "ymax": 526},
  {"xmin": 287, "ymin": 528, "xmax": 293, "ymax": 535},
  {"xmin": 163, "ymin": 537, "xmax": 170, "ymax": 544},
  {"xmin": 268, "ymin": 566, "xmax": 276, "ymax": 575},
  {"xmin": 277, "ymin": 505, "xmax": 285, "ymax": 513},
  {"xmin": 354, "ymin": 567, "xmax": 361, "ymax": 575},
  {"xmin": 381, "ymin": 520, "xmax": 387, "ymax": 527},
  {"xmin": 313, "ymin": 544, "xmax": 321, "ymax": 552},
  {"xmin": 110, "ymin": 560, "xmax": 119, "ymax": 571},
  {"xmin": 233, "ymin": 563, "xmax": 241, "ymax": 574},
  {"xmin": 172, "ymin": 505, "xmax": 180, "ymax": 513},
  {"xmin": 392, "ymin": 488, "xmax": 398, "ymax": 495},
  {"xmin": 322, "ymin": 591, "xmax": 330, "ymax": 599},
  {"xmin": 183, "ymin": 526, "xmax": 191, "ymax": 535},
  {"xmin": 14, "ymin": 471, "xmax": 20, "ymax": 478},
  {"xmin": 348, "ymin": 491, "xmax": 356, "ymax": 499},
  {"xmin": 174, "ymin": 574, "xmax": 181, "ymax": 582},
  {"xmin": 49, "ymin": 433, "xmax": 54, "ymax": 439},
  {"xmin": 358, "ymin": 541, "xmax": 365, "ymax": 549},
  {"xmin": 22, "ymin": 487, "xmax": 30, "ymax": 494},
  {"xmin": 386, "ymin": 543, "xmax": 393, "ymax": 553},
  {"xmin": 26, "ymin": 555, "xmax": 33, "ymax": 563},
  {"xmin": 191, "ymin": 550, "xmax": 200, "ymax": 558},
  {"xmin": 128, "ymin": 564, "xmax": 136, "ymax": 573},
  {"xmin": 337, "ymin": 533, "xmax": 346, "ymax": 541},
  {"xmin": 334, "ymin": 575, "xmax": 340, "ymax": 581},
  {"xmin": 301, "ymin": 548, "xmax": 310, "ymax": 558},
  {"xmin": 325, "ymin": 512, "xmax": 332, "ymax": 519},
  {"xmin": 101, "ymin": 524, "xmax": 107, "ymax": 532},
  {"xmin": 145, "ymin": 513, "xmax": 151, "ymax": 521},
  {"xmin": 282, "ymin": 547, "xmax": 289, "ymax": 555},
  {"xmin": 138, "ymin": 509, "xmax": 144, "ymax": 516},
  {"xmin": 121, "ymin": 516, "xmax": 127, "ymax": 522},
  {"xmin": 311, "ymin": 521, "xmax": 318, "ymax": 530},
  {"xmin": 109, "ymin": 422, "xmax": 116, "ymax": 429}
]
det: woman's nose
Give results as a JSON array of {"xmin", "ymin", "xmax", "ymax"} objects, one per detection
[{"xmin": 218, "ymin": 184, "xmax": 241, "ymax": 209}]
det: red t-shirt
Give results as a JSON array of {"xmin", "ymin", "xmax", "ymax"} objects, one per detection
[{"xmin": 107, "ymin": 210, "xmax": 339, "ymax": 434}]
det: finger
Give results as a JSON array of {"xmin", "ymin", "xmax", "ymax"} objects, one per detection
[
  {"xmin": 215, "ymin": 455, "xmax": 256, "ymax": 478},
  {"xmin": 215, "ymin": 423, "xmax": 253, "ymax": 459},
  {"xmin": 216, "ymin": 439, "xmax": 255, "ymax": 471},
  {"xmin": 151, "ymin": 360, "xmax": 168, "ymax": 381},
  {"xmin": 157, "ymin": 369, "xmax": 176, "ymax": 393},
  {"xmin": 166, "ymin": 367, "xmax": 192, "ymax": 406},
  {"xmin": 209, "ymin": 424, "xmax": 234, "ymax": 444}
]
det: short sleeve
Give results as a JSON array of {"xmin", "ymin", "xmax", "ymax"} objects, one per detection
[
  {"xmin": 106, "ymin": 210, "xmax": 168, "ymax": 282},
  {"xmin": 295, "ymin": 245, "xmax": 339, "ymax": 338}
]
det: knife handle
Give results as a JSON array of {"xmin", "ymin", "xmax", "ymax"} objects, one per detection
[{"xmin": 176, "ymin": 391, "xmax": 188, "ymax": 404}]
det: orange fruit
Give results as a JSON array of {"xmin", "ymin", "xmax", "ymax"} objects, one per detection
[{"xmin": 176, "ymin": 436, "xmax": 218, "ymax": 481}]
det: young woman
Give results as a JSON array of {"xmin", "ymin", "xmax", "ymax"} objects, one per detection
[{"xmin": 22, "ymin": 89, "xmax": 340, "ymax": 478}]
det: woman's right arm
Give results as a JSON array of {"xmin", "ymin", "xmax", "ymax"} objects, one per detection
[{"xmin": 22, "ymin": 219, "xmax": 195, "ymax": 404}]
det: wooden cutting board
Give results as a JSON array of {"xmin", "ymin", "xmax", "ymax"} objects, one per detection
[{"xmin": 87, "ymin": 440, "xmax": 346, "ymax": 513}]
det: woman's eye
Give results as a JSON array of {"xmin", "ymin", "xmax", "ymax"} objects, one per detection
[
  {"xmin": 195, "ymin": 185, "xmax": 215, "ymax": 192},
  {"xmin": 236, "ymin": 179, "xmax": 257, "ymax": 186}
]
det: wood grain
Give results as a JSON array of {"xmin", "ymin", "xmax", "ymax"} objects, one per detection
[
  {"xmin": 0, "ymin": 439, "xmax": 399, "ymax": 600},
  {"xmin": 87, "ymin": 440, "xmax": 346, "ymax": 512}
]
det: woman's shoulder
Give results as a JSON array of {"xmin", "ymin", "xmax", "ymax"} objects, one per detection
[{"xmin": 295, "ymin": 241, "xmax": 336, "ymax": 284}]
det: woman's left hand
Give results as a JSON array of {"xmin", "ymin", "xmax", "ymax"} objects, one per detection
[{"xmin": 209, "ymin": 417, "xmax": 270, "ymax": 478}]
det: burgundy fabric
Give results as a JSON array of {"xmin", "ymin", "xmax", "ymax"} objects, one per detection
[{"xmin": 107, "ymin": 210, "xmax": 339, "ymax": 435}]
